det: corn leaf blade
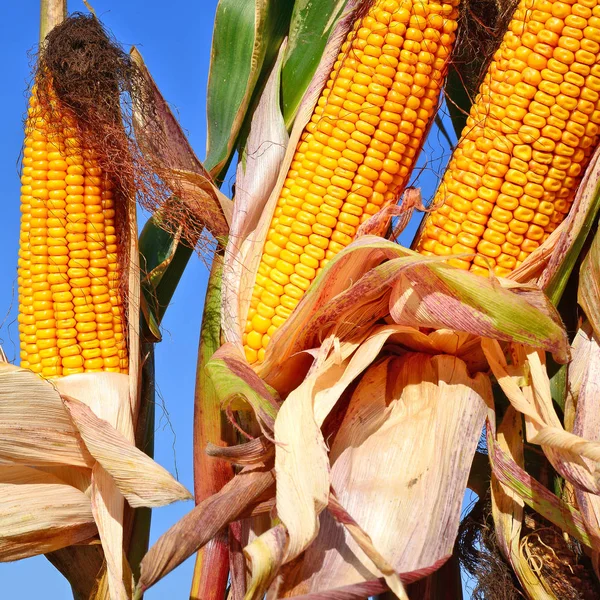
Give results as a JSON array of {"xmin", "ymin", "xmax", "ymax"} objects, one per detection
[
  {"xmin": 204, "ymin": 0, "xmax": 293, "ymax": 176},
  {"xmin": 281, "ymin": 0, "xmax": 349, "ymax": 127}
]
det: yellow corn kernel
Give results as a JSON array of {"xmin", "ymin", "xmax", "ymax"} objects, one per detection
[
  {"xmin": 17, "ymin": 87, "xmax": 128, "ymax": 376},
  {"xmin": 244, "ymin": 0, "xmax": 459, "ymax": 361},
  {"xmin": 415, "ymin": 0, "xmax": 600, "ymax": 275}
]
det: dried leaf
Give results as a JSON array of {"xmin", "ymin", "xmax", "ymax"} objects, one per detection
[
  {"xmin": 488, "ymin": 409, "xmax": 556, "ymax": 599},
  {"xmin": 579, "ymin": 227, "xmax": 600, "ymax": 338},
  {"xmin": 63, "ymin": 395, "xmax": 191, "ymax": 508},
  {"xmin": 244, "ymin": 524, "xmax": 288, "ymax": 600},
  {"xmin": 0, "ymin": 465, "xmax": 96, "ymax": 561},
  {"xmin": 281, "ymin": 353, "xmax": 489, "ymax": 595},
  {"xmin": 130, "ymin": 47, "xmax": 231, "ymax": 238},
  {"xmin": 206, "ymin": 437, "xmax": 274, "ymax": 466},
  {"xmin": 138, "ymin": 467, "xmax": 275, "ymax": 592},
  {"xmin": 0, "ymin": 364, "xmax": 92, "ymax": 468},
  {"xmin": 275, "ymin": 376, "xmax": 330, "ymax": 562},
  {"xmin": 284, "ymin": 579, "xmax": 388, "ymax": 599},
  {"xmin": 91, "ymin": 463, "xmax": 128, "ymax": 600},
  {"xmin": 482, "ymin": 340, "xmax": 600, "ymax": 495},
  {"xmin": 571, "ymin": 325, "xmax": 600, "ymax": 545},
  {"xmin": 260, "ymin": 238, "xmax": 568, "ymax": 375},
  {"xmin": 488, "ymin": 422, "xmax": 596, "ymax": 550},
  {"xmin": 328, "ymin": 495, "xmax": 407, "ymax": 600}
]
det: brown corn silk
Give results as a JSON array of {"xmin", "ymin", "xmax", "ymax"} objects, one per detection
[
  {"xmin": 243, "ymin": 0, "xmax": 460, "ymax": 363},
  {"xmin": 18, "ymin": 85, "xmax": 128, "ymax": 377},
  {"xmin": 415, "ymin": 0, "xmax": 600, "ymax": 276}
]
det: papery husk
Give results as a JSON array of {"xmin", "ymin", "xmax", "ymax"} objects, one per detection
[
  {"xmin": 482, "ymin": 340, "xmax": 600, "ymax": 498},
  {"xmin": 221, "ymin": 42, "xmax": 288, "ymax": 347},
  {"xmin": 277, "ymin": 352, "xmax": 489, "ymax": 596},
  {"xmin": 570, "ymin": 323, "xmax": 600, "ymax": 559},
  {"xmin": 0, "ymin": 464, "xmax": 96, "ymax": 561},
  {"xmin": 130, "ymin": 46, "xmax": 231, "ymax": 242},
  {"xmin": 258, "ymin": 238, "xmax": 568, "ymax": 380},
  {"xmin": 489, "ymin": 406, "xmax": 557, "ymax": 599},
  {"xmin": 137, "ymin": 466, "xmax": 275, "ymax": 593},
  {"xmin": 0, "ymin": 364, "xmax": 190, "ymax": 600}
]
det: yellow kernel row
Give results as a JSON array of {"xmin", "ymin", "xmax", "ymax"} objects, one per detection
[
  {"xmin": 17, "ymin": 89, "xmax": 128, "ymax": 377},
  {"xmin": 416, "ymin": 0, "xmax": 600, "ymax": 276},
  {"xmin": 244, "ymin": 0, "xmax": 460, "ymax": 362}
]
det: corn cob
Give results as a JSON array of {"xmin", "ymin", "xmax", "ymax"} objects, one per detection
[
  {"xmin": 17, "ymin": 87, "xmax": 128, "ymax": 377},
  {"xmin": 244, "ymin": 0, "xmax": 460, "ymax": 363},
  {"xmin": 415, "ymin": 0, "xmax": 600, "ymax": 276}
]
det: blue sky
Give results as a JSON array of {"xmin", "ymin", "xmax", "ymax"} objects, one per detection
[{"xmin": 0, "ymin": 1, "xmax": 465, "ymax": 598}]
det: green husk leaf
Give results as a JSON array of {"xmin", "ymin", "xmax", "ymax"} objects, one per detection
[
  {"xmin": 205, "ymin": 0, "xmax": 293, "ymax": 176},
  {"xmin": 540, "ymin": 146, "xmax": 600, "ymax": 305},
  {"xmin": 281, "ymin": 0, "xmax": 348, "ymax": 127},
  {"xmin": 206, "ymin": 343, "xmax": 279, "ymax": 434}
]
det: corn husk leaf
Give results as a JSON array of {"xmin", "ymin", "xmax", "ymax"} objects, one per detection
[
  {"xmin": 280, "ymin": 0, "xmax": 349, "ymax": 126},
  {"xmin": 482, "ymin": 339, "xmax": 600, "ymax": 498},
  {"xmin": 244, "ymin": 524, "xmax": 288, "ymax": 599},
  {"xmin": 0, "ymin": 363, "xmax": 190, "ymax": 600},
  {"xmin": 206, "ymin": 343, "xmax": 279, "ymax": 435},
  {"xmin": 571, "ymin": 324, "xmax": 600, "ymax": 546},
  {"xmin": 137, "ymin": 466, "xmax": 275, "ymax": 593},
  {"xmin": 91, "ymin": 463, "xmax": 129, "ymax": 600},
  {"xmin": 206, "ymin": 437, "xmax": 273, "ymax": 466},
  {"xmin": 204, "ymin": 0, "xmax": 293, "ymax": 176},
  {"xmin": 489, "ymin": 407, "xmax": 556, "ymax": 599},
  {"xmin": 285, "ymin": 579, "xmax": 388, "ymax": 599},
  {"xmin": 0, "ymin": 465, "xmax": 96, "ymax": 561},
  {"xmin": 269, "ymin": 324, "xmax": 436, "ymax": 571},
  {"xmin": 487, "ymin": 422, "xmax": 596, "ymax": 548},
  {"xmin": 222, "ymin": 43, "xmax": 288, "ymax": 347},
  {"xmin": 579, "ymin": 227, "xmax": 600, "ymax": 338},
  {"xmin": 130, "ymin": 47, "xmax": 231, "ymax": 238},
  {"xmin": 327, "ymin": 495, "xmax": 406, "ymax": 599},
  {"xmin": 278, "ymin": 353, "xmax": 489, "ymax": 595},
  {"xmin": 222, "ymin": 0, "xmax": 364, "ymax": 347},
  {"xmin": 62, "ymin": 395, "xmax": 191, "ymax": 508},
  {"xmin": 0, "ymin": 364, "xmax": 93, "ymax": 468},
  {"xmin": 259, "ymin": 238, "xmax": 568, "ymax": 376}
]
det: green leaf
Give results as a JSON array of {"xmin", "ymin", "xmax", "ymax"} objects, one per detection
[
  {"xmin": 206, "ymin": 343, "xmax": 279, "ymax": 435},
  {"xmin": 281, "ymin": 0, "xmax": 348, "ymax": 127},
  {"xmin": 444, "ymin": 66, "xmax": 473, "ymax": 139},
  {"xmin": 545, "ymin": 162, "xmax": 600, "ymax": 306},
  {"xmin": 138, "ymin": 212, "xmax": 194, "ymax": 336},
  {"xmin": 204, "ymin": 0, "xmax": 294, "ymax": 177},
  {"xmin": 434, "ymin": 113, "xmax": 455, "ymax": 148}
]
